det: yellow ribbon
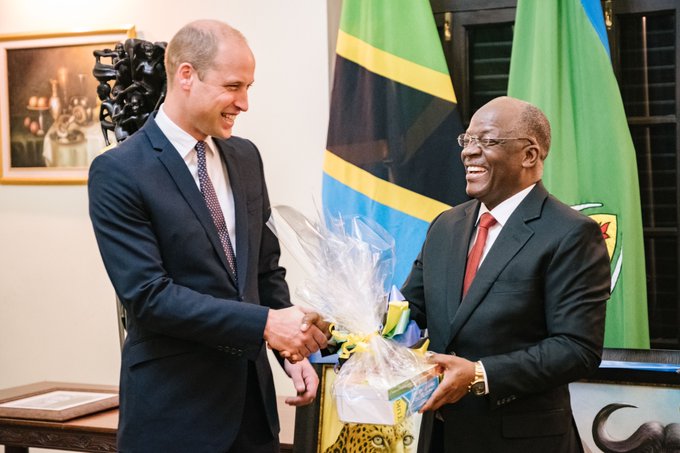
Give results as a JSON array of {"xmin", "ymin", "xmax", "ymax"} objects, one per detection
[
  {"xmin": 381, "ymin": 301, "xmax": 410, "ymax": 337},
  {"xmin": 330, "ymin": 324, "xmax": 378, "ymax": 359},
  {"xmin": 329, "ymin": 300, "xmax": 431, "ymax": 360},
  {"xmin": 413, "ymin": 338, "xmax": 430, "ymax": 355}
]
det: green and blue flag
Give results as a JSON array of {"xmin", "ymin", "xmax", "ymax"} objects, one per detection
[
  {"xmin": 508, "ymin": 0, "xmax": 650, "ymax": 348},
  {"xmin": 322, "ymin": 0, "xmax": 468, "ymax": 286}
]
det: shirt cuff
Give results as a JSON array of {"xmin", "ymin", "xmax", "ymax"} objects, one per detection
[{"xmin": 479, "ymin": 360, "xmax": 490, "ymax": 395}]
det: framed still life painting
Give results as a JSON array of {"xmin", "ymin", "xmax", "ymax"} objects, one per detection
[{"xmin": 0, "ymin": 25, "xmax": 135, "ymax": 184}]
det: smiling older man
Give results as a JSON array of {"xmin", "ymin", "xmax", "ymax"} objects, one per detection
[{"xmin": 402, "ymin": 96, "xmax": 611, "ymax": 453}]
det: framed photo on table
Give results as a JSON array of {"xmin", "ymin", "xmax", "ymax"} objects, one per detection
[
  {"xmin": 0, "ymin": 382, "xmax": 118, "ymax": 422},
  {"xmin": 0, "ymin": 26, "xmax": 135, "ymax": 184}
]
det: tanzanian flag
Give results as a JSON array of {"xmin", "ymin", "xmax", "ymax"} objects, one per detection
[
  {"xmin": 508, "ymin": 0, "xmax": 650, "ymax": 348},
  {"xmin": 323, "ymin": 0, "xmax": 468, "ymax": 286}
]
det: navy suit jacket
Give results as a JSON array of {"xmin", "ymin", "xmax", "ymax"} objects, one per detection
[
  {"xmin": 88, "ymin": 117, "xmax": 290, "ymax": 452},
  {"xmin": 402, "ymin": 182, "xmax": 611, "ymax": 453}
]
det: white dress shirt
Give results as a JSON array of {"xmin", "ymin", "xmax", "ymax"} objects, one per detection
[
  {"xmin": 469, "ymin": 184, "xmax": 536, "ymax": 265},
  {"xmin": 469, "ymin": 183, "xmax": 536, "ymax": 394},
  {"xmin": 155, "ymin": 106, "xmax": 237, "ymax": 252}
]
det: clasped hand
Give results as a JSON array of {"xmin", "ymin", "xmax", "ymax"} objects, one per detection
[{"xmin": 264, "ymin": 306, "xmax": 330, "ymax": 363}]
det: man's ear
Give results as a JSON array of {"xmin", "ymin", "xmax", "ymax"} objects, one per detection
[
  {"xmin": 177, "ymin": 63, "xmax": 194, "ymax": 89},
  {"xmin": 522, "ymin": 142, "xmax": 541, "ymax": 168}
]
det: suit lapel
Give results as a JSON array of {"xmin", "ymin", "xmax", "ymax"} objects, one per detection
[
  {"xmin": 447, "ymin": 184, "xmax": 547, "ymax": 345},
  {"xmin": 216, "ymin": 140, "xmax": 248, "ymax": 291},
  {"xmin": 144, "ymin": 119, "xmax": 238, "ymax": 286},
  {"xmin": 444, "ymin": 202, "xmax": 479, "ymax": 327}
]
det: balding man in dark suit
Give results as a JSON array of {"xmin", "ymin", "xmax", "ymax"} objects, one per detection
[
  {"xmin": 89, "ymin": 19, "xmax": 326, "ymax": 453},
  {"xmin": 402, "ymin": 96, "xmax": 611, "ymax": 453}
]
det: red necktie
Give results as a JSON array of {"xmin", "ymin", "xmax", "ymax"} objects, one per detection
[{"xmin": 463, "ymin": 213, "xmax": 497, "ymax": 296}]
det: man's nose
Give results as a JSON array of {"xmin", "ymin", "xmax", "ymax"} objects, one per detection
[
  {"xmin": 460, "ymin": 143, "xmax": 481, "ymax": 161},
  {"xmin": 235, "ymin": 91, "xmax": 249, "ymax": 112}
]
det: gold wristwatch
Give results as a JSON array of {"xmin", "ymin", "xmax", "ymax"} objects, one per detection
[{"xmin": 468, "ymin": 361, "xmax": 486, "ymax": 396}]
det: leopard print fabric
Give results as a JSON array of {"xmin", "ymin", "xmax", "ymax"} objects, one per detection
[{"xmin": 324, "ymin": 419, "xmax": 415, "ymax": 453}]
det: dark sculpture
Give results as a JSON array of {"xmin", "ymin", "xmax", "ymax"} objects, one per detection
[
  {"xmin": 93, "ymin": 39, "xmax": 167, "ymax": 145},
  {"xmin": 592, "ymin": 403, "xmax": 680, "ymax": 453}
]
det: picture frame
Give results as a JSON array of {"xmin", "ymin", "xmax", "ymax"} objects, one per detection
[
  {"xmin": 570, "ymin": 348, "xmax": 680, "ymax": 453},
  {"xmin": 293, "ymin": 364, "xmax": 424, "ymax": 453},
  {"xmin": 0, "ymin": 381, "xmax": 118, "ymax": 422},
  {"xmin": 0, "ymin": 25, "xmax": 136, "ymax": 184}
]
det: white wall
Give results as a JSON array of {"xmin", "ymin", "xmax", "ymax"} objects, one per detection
[{"xmin": 0, "ymin": 0, "xmax": 329, "ymax": 412}]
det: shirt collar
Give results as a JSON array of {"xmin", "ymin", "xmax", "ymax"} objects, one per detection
[
  {"xmin": 477, "ymin": 183, "xmax": 536, "ymax": 227},
  {"xmin": 155, "ymin": 105, "xmax": 217, "ymax": 158}
]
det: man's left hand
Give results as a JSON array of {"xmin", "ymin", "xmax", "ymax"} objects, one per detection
[
  {"xmin": 283, "ymin": 358, "xmax": 319, "ymax": 406},
  {"xmin": 419, "ymin": 353, "xmax": 476, "ymax": 412}
]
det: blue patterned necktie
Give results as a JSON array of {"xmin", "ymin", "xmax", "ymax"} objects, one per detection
[{"xmin": 195, "ymin": 140, "xmax": 238, "ymax": 279}]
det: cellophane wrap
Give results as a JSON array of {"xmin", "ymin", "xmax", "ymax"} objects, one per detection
[{"xmin": 270, "ymin": 205, "xmax": 436, "ymax": 424}]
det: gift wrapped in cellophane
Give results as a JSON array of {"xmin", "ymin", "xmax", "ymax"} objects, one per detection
[{"xmin": 270, "ymin": 206, "xmax": 439, "ymax": 425}]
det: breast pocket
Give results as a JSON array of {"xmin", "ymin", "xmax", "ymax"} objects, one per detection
[{"xmin": 490, "ymin": 277, "xmax": 542, "ymax": 294}]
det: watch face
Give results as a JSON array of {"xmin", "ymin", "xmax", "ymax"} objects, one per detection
[{"xmin": 471, "ymin": 381, "xmax": 485, "ymax": 396}]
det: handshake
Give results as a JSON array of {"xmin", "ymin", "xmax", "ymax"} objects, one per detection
[{"xmin": 263, "ymin": 306, "xmax": 331, "ymax": 363}]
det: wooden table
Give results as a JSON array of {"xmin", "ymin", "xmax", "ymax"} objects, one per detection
[
  {"xmin": 0, "ymin": 382, "xmax": 118, "ymax": 453},
  {"xmin": 0, "ymin": 382, "xmax": 295, "ymax": 453}
]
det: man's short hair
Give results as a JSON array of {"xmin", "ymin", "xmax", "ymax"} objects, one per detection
[
  {"xmin": 165, "ymin": 20, "xmax": 246, "ymax": 85},
  {"xmin": 519, "ymin": 103, "xmax": 551, "ymax": 159}
]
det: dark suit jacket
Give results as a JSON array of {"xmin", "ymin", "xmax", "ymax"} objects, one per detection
[
  {"xmin": 88, "ymin": 117, "xmax": 290, "ymax": 452},
  {"xmin": 401, "ymin": 182, "xmax": 610, "ymax": 453}
]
